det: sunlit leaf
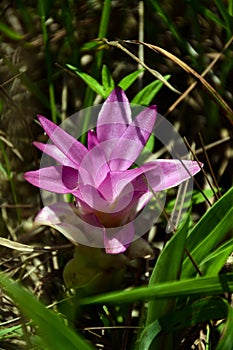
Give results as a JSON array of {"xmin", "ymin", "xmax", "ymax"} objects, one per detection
[
  {"xmin": 67, "ymin": 64, "xmax": 105, "ymax": 97},
  {"xmin": 182, "ymin": 187, "xmax": 233, "ymax": 277},
  {"xmin": 81, "ymin": 273, "xmax": 233, "ymax": 305},
  {"xmin": 118, "ymin": 69, "xmax": 145, "ymax": 90},
  {"xmin": 132, "ymin": 76, "xmax": 170, "ymax": 105}
]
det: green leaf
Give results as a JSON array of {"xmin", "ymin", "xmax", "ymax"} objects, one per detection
[
  {"xmin": 199, "ymin": 238, "xmax": 233, "ymax": 276},
  {"xmin": 204, "ymin": 9, "xmax": 228, "ymax": 30},
  {"xmin": 144, "ymin": 213, "xmax": 190, "ymax": 349},
  {"xmin": 139, "ymin": 297, "xmax": 229, "ymax": 350},
  {"xmin": 139, "ymin": 320, "xmax": 162, "ymax": 350},
  {"xmin": 146, "ymin": 213, "xmax": 190, "ymax": 325},
  {"xmin": 67, "ymin": 64, "xmax": 105, "ymax": 97},
  {"xmin": 216, "ymin": 304, "xmax": 233, "ymax": 350},
  {"xmin": 0, "ymin": 272, "xmax": 95, "ymax": 350},
  {"xmin": 215, "ymin": 0, "xmax": 233, "ymax": 31},
  {"xmin": 182, "ymin": 187, "xmax": 233, "ymax": 278},
  {"xmin": 81, "ymin": 273, "xmax": 233, "ymax": 305},
  {"xmin": 101, "ymin": 64, "xmax": 115, "ymax": 97},
  {"xmin": 118, "ymin": 69, "xmax": 145, "ymax": 90},
  {"xmin": 0, "ymin": 161, "xmax": 7, "ymax": 177},
  {"xmin": 0, "ymin": 21, "xmax": 24, "ymax": 40},
  {"xmin": 132, "ymin": 76, "xmax": 170, "ymax": 105},
  {"xmin": 0, "ymin": 324, "xmax": 23, "ymax": 338}
]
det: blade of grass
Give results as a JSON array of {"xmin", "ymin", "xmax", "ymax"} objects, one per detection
[
  {"xmin": 0, "ymin": 20, "xmax": 24, "ymax": 40},
  {"xmin": 146, "ymin": 213, "xmax": 190, "ymax": 325},
  {"xmin": 146, "ymin": 1, "xmax": 188, "ymax": 53},
  {"xmin": 216, "ymin": 304, "xmax": 233, "ymax": 350},
  {"xmin": 38, "ymin": 0, "xmax": 57, "ymax": 123},
  {"xmin": 81, "ymin": 273, "xmax": 233, "ymax": 305},
  {"xmin": 145, "ymin": 213, "xmax": 190, "ymax": 349},
  {"xmin": 182, "ymin": 187, "xmax": 233, "ymax": 277},
  {"xmin": 199, "ymin": 238, "xmax": 233, "ymax": 276},
  {"xmin": 215, "ymin": 0, "xmax": 233, "ymax": 35},
  {"xmin": 0, "ymin": 272, "xmax": 95, "ymax": 350},
  {"xmin": 139, "ymin": 297, "xmax": 229, "ymax": 350}
]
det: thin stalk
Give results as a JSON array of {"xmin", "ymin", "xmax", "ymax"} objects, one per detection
[
  {"xmin": 198, "ymin": 132, "xmax": 222, "ymax": 199},
  {"xmin": 39, "ymin": 0, "xmax": 57, "ymax": 123}
]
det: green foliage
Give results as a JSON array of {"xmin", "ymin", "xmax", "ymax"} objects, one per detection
[
  {"xmin": 139, "ymin": 297, "xmax": 229, "ymax": 350},
  {"xmin": 1, "ymin": 1, "xmax": 232, "ymax": 349},
  {"xmin": 101, "ymin": 64, "xmax": 115, "ymax": 97},
  {"xmin": 146, "ymin": 213, "xmax": 190, "ymax": 325},
  {"xmin": 80, "ymin": 273, "xmax": 233, "ymax": 305},
  {"xmin": 0, "ymin": 21, "xmax": 24, "ymax": 40},
  {"xmin": 132, "ymin": 76, "xmax": 170, "ymax": 105},
  {"xmin": 182, "ymin": 187, "xmax": 233, "ymax": 277},
  {"xmin": 0, "ymin": 272, "xmax": 95, "ymax": 350},
  {"xmin": 118, "ymin": 68, "xmax": 145, "ymax": 90},
  {"xmin": 67, "ymin": 64, "xmax": 106, "ymax": 98}
]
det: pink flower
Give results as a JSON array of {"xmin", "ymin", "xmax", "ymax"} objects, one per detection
[{"xmin": 24, "ymin": 87, "xmax": 202, "ymax": 254}]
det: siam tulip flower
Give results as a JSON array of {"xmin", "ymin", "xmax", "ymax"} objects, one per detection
[{"xmin": 24, "ymin": 87, "xmax": 202, "ymax": 254}]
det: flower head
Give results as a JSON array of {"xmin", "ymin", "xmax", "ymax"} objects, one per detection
[{"xmin": 24, "ymin": 87, "xmax": 202, "ymax": 254}]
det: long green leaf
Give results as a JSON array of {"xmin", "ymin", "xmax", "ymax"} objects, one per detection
[
  {"xmin": 81, "ymin": 273, "xmax": 233, "ymax": 305},
  {"xmin": 132, "ymin": 76, "xmax": 170, "ymax": 105},
  {"xmin": 67, "ymin": 64, "xmax": 105, "ymax": 97},
  {"xmin": 216, "ymin": 304, "xmax": 233, "ymax": 350},
  {"xmin": 146, "ymin": 213, "xmax": 190, "ymax": 325},
  {"xmin": 0, "ymin": 21, "xmax": 24, "ymax": 40},
  {"xmin": 0, "ymin": 272, "xmax": 95, "ymax": 350},
  {"xmin": 182, "ymin": 187, "xmax": 233, "ymax": 277},
  {"xmin": 199, "ymin": 238, "xmax": 233, "ymax": 276},
  {"xmin": 101, "ymin": 64, "xmax": 115, "ymax": 97},
  {"xmin": 118, "ymin": 69, "xmax": 145, "ymax": 90},
  {"xmin": 140, "ymin": 297, "xmax": 229, "ymax": 350},
  {"xmin": 144, "ymin": 214, "xmax": 190, "ymax": 349}
]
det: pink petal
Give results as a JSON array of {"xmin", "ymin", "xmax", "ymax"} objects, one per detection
[
  {"xmin": 75, "ymin": 184, "xmax": 109, "ymax": 211},
  {"xmin": 61, "ymin": 166, "xmax": 79, "ymax": 190},
  {"xmin": 97, "ymin": 87, "xmax": 132, "ymax": 146},
  {"xmin": 87, "ymin": 130, "xmax": 99, "ymax": 150},
  {"xmin": 98, "ymin": 168, "xmax": 148, "ymax": 202},
  {"xmin": 38, "ymin": 115, "xmax": 87, "ymax": 166},
  {"xmin": 33, "ymin": 142, "xmax": 77, "ymax": 167},
  {"xmin": 104, "ymin": 222, "xmax": 135, "ymax": 254},
  {"xmin": 141, "ymin": 159, "xmax": 203, "ymax": 192},
  {"xmin": 78, "ymin": 142, "xmax": 110, "ymax": 188},
  {"xmin": 24, "ymin": 166, "xmax": 78, "ymax": 193},
  {"xmin": 109, "ymin": 106, "xmax": 157, "ymax": 170},
  {"xmin": 35, "ymin": 203, "xmax": 104, "ymax": 246}
]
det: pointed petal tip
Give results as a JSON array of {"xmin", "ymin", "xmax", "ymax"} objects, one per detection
[
  {"xmin": 148, "ymin": 104, "xmax": 157, "ymax": 112},
  {"xmin": 37, "ymin": 114, "xmax": 47, "ymax": 123},
  {"xmin": 107, "ymin": 86, "xmax": 128, "ymax": 103}
]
